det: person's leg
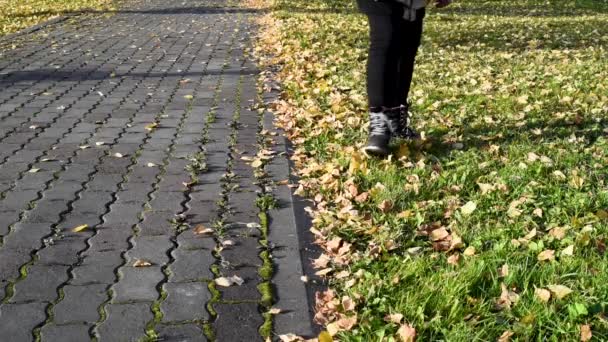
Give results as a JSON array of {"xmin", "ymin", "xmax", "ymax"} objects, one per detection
[
  {"xmin": 396, "ymin": 8, "xmax": 425, "ymax": 106},
  {"xmin": 384, "ymin": 8, "xmax": 425, "ymax": 138},
  {"xmin": 366, "ymin": 14, "xmax": 394, "ymax": 110},
  {"xmin": 364, "ymin": 14, "xmax": 397, "ymax": 156}
]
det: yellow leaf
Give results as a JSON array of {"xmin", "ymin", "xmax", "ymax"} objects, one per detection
[
  {"xmin": 318, "ymin": 331, "xmax": 333, "ymax": 342},
  {"xmin": 561, "ymin": 245, "xmax": 574, "ymax": 257},
  {"xmin": 461, "ymin": 201, "xmax": 477, "ymax": 215},
  {"xmin": 71, "ymin": 224, "xmax": 88, "ymax": 232},
  {"xmin": 548, "ymin": 284, "xmax": 573, "ymax": 300},
  {"xmin": 145, "ymin": 122, "xmax": 158, "ymax": 131},
  {"xmin": 251, "ymin": 159, "xmax": 264, "ymax": 168}
]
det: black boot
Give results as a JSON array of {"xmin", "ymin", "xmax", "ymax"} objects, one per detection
[
  {"xmin": 385, "ymin": 104, "xmax": 420, "ymax": 139},
  {"xmin": 363, "ymin": 110, "xmax": 391, "ymax": 157}
]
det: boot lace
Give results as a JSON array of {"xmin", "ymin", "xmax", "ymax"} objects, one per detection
[{"xmin": 369, "ymin": 112, "xmax": 388, "ymax": 136}]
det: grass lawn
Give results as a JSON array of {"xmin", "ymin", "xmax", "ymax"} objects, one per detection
[
  {"xmin": 0, "ymin": 0, "xmax": 116, "ymax": 36},
  {"xmin": 254, "ymin": 0, "xmax": 608, "ymax": 340}
]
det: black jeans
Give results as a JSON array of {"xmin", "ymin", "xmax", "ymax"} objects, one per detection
[{"xmin": 366, "ymin": 8, "xmax": 425, "ymax": 110}]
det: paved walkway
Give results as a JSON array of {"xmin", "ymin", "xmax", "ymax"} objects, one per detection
[{"xmin": 0, "ymin": 1, "xmax": 314, "ymax": 341}]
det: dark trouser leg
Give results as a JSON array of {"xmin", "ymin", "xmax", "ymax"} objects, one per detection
[
  {"xmin": 394, "ymin": 9, "xmax": 425, "ymax": 106},
  {"xmin": 366, "ymin": 14, "xmax": 394, "ymax": 110},
  {"xmin": 367, "ymin": 9, "xmax": 425, "ymax": 109}
]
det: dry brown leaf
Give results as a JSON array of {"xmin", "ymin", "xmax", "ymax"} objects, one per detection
[
  {"xmin": 430, "ymin": 228, "xmax": 449, "ymax": 241},
  {"xmin": 580, "ymin": 324, "xmax": 592, "ymax": 342},
  {"xmin": 549, "ymin": 227, "xmax": 566, "ymax": 240},
  {"xmin": 336, "ymin": 315, "xmax": 357, "ymax": 331},
  {"xmin": 384, "ymin": 313, "xmax": 404, "ymax": 324},
  {"xmin": 498, "ymin": 330, "xmax": 514, "ymax": 342},
  {"xmin": 447, "ymin": 254, "xmax": 460, "ymax": 266},
  {"xmin": 341, "ymin": 296, "xmax": 355, "ymax": 311},
  {"xmin": 535, "ymin": 288, "xmax": 551, "ymax": 303},
  {"xmin": 193, "ymin": 224, "xmax": 214, "ymax": 236},
  {"xmin": 397, "ymin": 323, "xmax": 416, "ymax": 342},
  {"xmin": 498, "ymin": 264, "xmax": 509, "ymax": 278},
  {"xmin": 533, "ymin": 208, "xmax": 543, "ymax": 218},
  {"xmin": 313, "ymin": 254, "xmax": 331, "ymax": 269},
  {"xmin": 537, "ymin": 249, "xmax": 555, "ymax": 262},
  {"xmin": 378, "ymin": 200, "xmax": 393, "ymax": 213}
]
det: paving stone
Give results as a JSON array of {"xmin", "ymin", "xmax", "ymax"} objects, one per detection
[
  {"xmin": 96, "ymin": 303, "xmax": 153, "ymax": 342},
  {"xmin": 156, "ymin": 324, "xmax": 207, "ymax": 342},
  {"xmin": 53, "ymin": 284, "xmax": 107, "ymax": 324},
  {"xmin": 71, "ymin": 251, "xmax": 124, "ymax": 285},
  {"xmin": 214, "ymin": 303, "xmax": 264, "ymax": 342},
  {"xmin": 40, "ymin": 323, "xmax": 92, "ymax": 342},
  {"xmin": 11, "ymin": 265, "xmax": 69, "ymax": 303},
  {"xmin": 161, "ymin": 282, "xmax": 210, "ymax": 322},
  {"xmin": 168, "ymin": 249, "xmax": 214, "ymax": 282},
  {"xmin": 126, "ymin": 235, "xmax": 172, "ymax": 265},
  {"xmin": 112, "ymin": 266, "xmax": 163, "ymax": 303},
  {"xmin": 0, "ymin": 303, "xmax": 47, "ymax": 341}
]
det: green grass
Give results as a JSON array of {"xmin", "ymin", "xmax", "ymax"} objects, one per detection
[
  {"xmin": 256, "ymin": 0, "xmax": 608, "ymax": 340},
  {"xmin": 0, "ymin": 0, "xmax": 117, "ymax": 36}
]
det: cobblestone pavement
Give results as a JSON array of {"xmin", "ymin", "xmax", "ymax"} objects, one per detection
[{"xmin": 0, "ymin": 1, "xmax": 314, "ymax": 341}]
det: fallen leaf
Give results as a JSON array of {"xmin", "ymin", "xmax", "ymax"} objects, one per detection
[
  {"xmin": 580, "ymin": 324, "xmax": 592, "ymax": 342},
  {"xmin": 533, "ymin": 208, "xmax": 543, "ymax": 218},
  {"xmin": 498, "ymin": 330, "xmax": 514, "ymax": 342},
  {"xmin": 28, "ymin": 168, "xmax": 40, "ymax": 173},
  {"xmin": 145, "ymin": 122, "xmax": 159, "ymax": 131},
  {"xmin": 463, "ymin": 246, "xmax": 476, "ymax": 256},
  {"xmin": 336, "ymin": 315, "xmax": 357, "ymax": 331},
  {"xmin": 549, "ymin": 227, "xmax": 566, "ymax": 240},
  {"xmin": 193, "ymin": 224, "xmax": 214, "ymax": 236},
  {"xmin": 229, "ymin": 275, "xmax": 244, "ymax": 286},
  {"xmin": 397, "ymin": 323, "xmax": 416, "ymax": 342},
  {"xmin": 548, "ymin": 284, "xmax": 573, "ymax": 299},
  {"xmin": 447, "ymin": 254, "xmax": 460, "ymax": 265},
  {"xmin": 133, "ymin": 259, "xmax": 152, "ymax": 267},
  {"xmin": 430, "ymin": 228, "xmax": 449, "ymax": 241},
  {"xmin": 461, "ymin": 201, "xmax": 477, "ymax": 215},
  {"xmin": 378, "ymin": 200, "xmax": 393, "ymax": 213},
  {"xmin": 561, "ymin": 245, "xmax": 574, "ymax": 257},
  {"xmin": 184, "ymin": 95, "xmax": 194, "ymax": 100},
  {"xmin": 113, "ymin": 153, "xmax": 124, "ymax": 158},
  {"xmin": 279, "ymin": 334, "xmax": 302, "ymax": 342},
  {"xmin": 95, "ymin": 141, "xmax": 105, "ymax": 146},
  {"xmin": 251, "ymin": 159, "xmax": 264, "ymax": 168},
  {"xmin": 71, "ymin": 224, "xmax": 88, "ymax": 232},
  {"xmin": 537, "ymin": 249, "xmax": 555, "ymax": 262},
  {"xmin": 384, "ymin": 313, "xmax": 404, "ymax": 324},
  {"xmin": 342, "ymin": 296, "xmax": 355, "ymax": 311},
  {"xmin": 147, "ymin": 162, "xmax": 156, "ymax": 167},
  {"xmin": 214, "ymin": 277, "xmax": 232, "ymax": 287},
  {"xmin": 318, "ymin": 331, "xmax": 333, "ymax": 342},
  {"xmin": 498, "ymin": 264, "xmax": 509, "ymax": 278},
  {"xmin": 268, "ymin": 307, "xmax": 282, "ymax": 315},
  {"xmin": 535, "ymin": 288, "xmax": 551, "ymax": 303}
]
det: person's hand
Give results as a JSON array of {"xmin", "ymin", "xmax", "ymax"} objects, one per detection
[{"xmin": 435, "ymin": 0, "xmax": 452, "ymax": 8}]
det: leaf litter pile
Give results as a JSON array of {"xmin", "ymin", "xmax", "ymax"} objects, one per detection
[
  {"xmin": 253, "ymin": 0, "xmax": 608, "ymax": 340},
  {"xmin": 0, "ymin": 0, "xmax": 116, "ymax": 37}
]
